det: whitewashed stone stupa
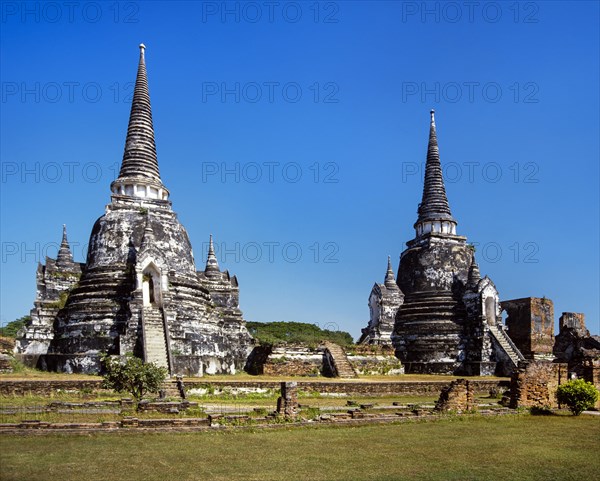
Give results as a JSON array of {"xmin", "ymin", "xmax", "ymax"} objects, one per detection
[
  {"xmin": 17, "ymin": 45, "xmax": 253, "ymax": 375},
  {"xmin": 360, "ymin": 111, "xmax": 525, "ymax": 376}
]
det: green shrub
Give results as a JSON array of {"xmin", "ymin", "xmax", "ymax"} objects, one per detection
[
  {"xmin": 556, "ymin": 379, "xmax": 599, "ymax": 415},
  {"xmin": 100, "ymin": 354, "xmax": 167, "ymax": 407}
]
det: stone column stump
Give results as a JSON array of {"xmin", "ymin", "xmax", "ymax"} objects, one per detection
[{"xmin": 276, "ymin": 381, "xmax": 298, "ymax": 418}]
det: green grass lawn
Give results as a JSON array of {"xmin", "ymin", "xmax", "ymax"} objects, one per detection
[{"xmin": 1, "ymin": 415, "xmax": 598, "ymax": 481}]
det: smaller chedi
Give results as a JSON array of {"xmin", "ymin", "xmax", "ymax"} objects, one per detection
[
  {"xmin": 358, "ymin": 256, "xmax": 403, "ymax": 345},
  {"xmin": 18, "ymin": 225, "xmax": 83, "ymax": 356},
  {"xmin": 360, "ymin": 111, "xmax": 524, "ymax": 376},
  {"xmin": 17, "ymin": 44, "xmax": 253, "ymax": 376}
]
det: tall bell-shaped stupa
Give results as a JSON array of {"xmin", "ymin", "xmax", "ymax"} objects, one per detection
[{"xmin": 18, "ymin": 45, "xmax": 253, "ymax": 375}]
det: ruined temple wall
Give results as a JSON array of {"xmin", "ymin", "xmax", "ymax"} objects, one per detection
[
  {"xmin": 246, "ymin": 344, "xmax": 404, "ymax": 377},
  {"xmin": 0, "ymin": 378, "xmax": 509, "ymax": 397},
  {"xmin": 345, "ymin": 345, "xmax": 404, "ymax": 375},
  {"xmin": 509, "ymin": 361, "xmax": 568, "ymax": 409},
  {"xmin": 435, "ymin": 379, "xmax": 477, "ymax": 412},
  {"xmin": 502, "ymin": 297, "xmax": 554, "ymax": 359},
  {"xmin": 559, "ymin": 312, "xmax": 587, "ymax": 333},
  {"xmin": 263, "ymin": 345, "xmax": 325, "ymax": 376}
]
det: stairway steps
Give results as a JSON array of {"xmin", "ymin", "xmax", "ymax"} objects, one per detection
[
  {"xmin": 323, "ymin": 342, "xmax": 358, "ymax": 379},
  {"xmin": 143, "ymin": 307, "xmax": 169, "ymax": 371},
  {"xmin": 488, "ymin": 325, "xmax": 525, "ymax": 366}
]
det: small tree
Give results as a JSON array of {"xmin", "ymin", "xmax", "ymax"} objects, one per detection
[
  {"xmin": 0, "ymin": 316, "xmax": 30, "ymax": 338},
  {"xmin": 556, "ymin": 379, "xmax": 599, "ymax": 415},
  {"xmin": 101, "ymin": 354, "xmax": 167, "ymax": 407}
]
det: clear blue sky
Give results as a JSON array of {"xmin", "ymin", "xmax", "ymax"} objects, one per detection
[{"xmin": 1, "ymin": 1, "xmax": 599, "ymax": 337}]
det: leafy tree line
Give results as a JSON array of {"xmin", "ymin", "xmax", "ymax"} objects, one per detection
[
  {"xmin": 2, "ymin": 316, "xmax": 356, "ymax": 347},
  {"xmin": 246, "ymin": 321, "xmax": 354, "ymax": 347},
  {"xmin": 0, "ymin": 316, "xmax": 29, "ymax": 338}
]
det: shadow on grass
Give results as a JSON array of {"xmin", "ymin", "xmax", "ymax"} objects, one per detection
[{"xmin": 529, "ymin": 406, "xmax": 554, "ymax": 416}]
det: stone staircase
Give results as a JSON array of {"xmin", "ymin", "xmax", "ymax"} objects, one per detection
[
  {"xmin": 159, "ymin": 380, "xmax": 184, "ymax": 399},
  {"xmin": 488, "ymin": 324, "xmax": 526, "ymax": 367},
  {"xmin": 143, "ymin": 307, "xmax": 170, "ymax": 371},
  {"xmin": 323, "ymin": 342, "xmax": 358, "ymax": 378}
]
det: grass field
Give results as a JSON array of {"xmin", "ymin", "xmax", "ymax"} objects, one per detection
[{"xmin": 1, "ymin": 415, "xmax": 598, "ymax": 481}]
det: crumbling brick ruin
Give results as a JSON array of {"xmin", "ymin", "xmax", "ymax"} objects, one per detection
[
  {"xmin": 435, "ymin": 379, "xmax": 477, "ymax": 413},
  {"xmin": 554, "ymin": 313, "xmax": 600, "ymax": 367},
  {"xmin": 502, "ymin": 297, "xmax": 555, "ymax": 360},
  {"xmin": 509, "ymin": 361, "xmax": 568, "ymax": 409},
  {"xmin": 0, "ymin": 337, "xmax": 15, "ymax": 373},
  {"xmin": 276, "ymin": 382, "xmax": 298, "ymax": 418},
  {"xmin": 246, "ymin": 343, "xmax": 402, "ymax": 377},
  {"xmin": 553, "ymin": 313, "xmax": 600, "ymax": 407}
]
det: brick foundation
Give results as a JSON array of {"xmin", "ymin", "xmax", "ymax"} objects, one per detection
[{"xmin": 509, "ymin": 361, "xmax": 568, "ymax": 409}]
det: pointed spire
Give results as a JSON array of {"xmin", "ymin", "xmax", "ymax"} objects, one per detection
[
  {"xmin": 415, "ymin": 110, "xmax": 456, "ymax": 228},
  {"xmin": 205, "ymin": 235, "xmax": 221, "ymax": 278},
  {"xmin": 384, "ymin": 255, "xmax": 399, "ymax": 291},
  {"xmin": 468, "ymin": 250, "xmax": 481, "ymax": 287},
  {"xmin": 56, "ymin": 224, "xmax": 74, "ymax": 267},
  {"xmin": 111, "ymin": 44, "xmax": 167, "ymax": 197}
]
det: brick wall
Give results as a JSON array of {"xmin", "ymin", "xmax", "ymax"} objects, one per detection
[
  {"xmin": 509, "ymin": 361, "xmax": 568, "ymax": 408},
  {"xmin": 503, "ymin": 297, "xmax": 555, "ymax": 359},
  {"xmin": 435, "ymin": 379, "xmax": 477, "ymax": 412},
  {"xmin": 0, "ymin": 378, "xmax": 509, "ymax": 397},
  {"xmin": 0, "ymin": 379, "xmax": 104, "ymax": 396}
]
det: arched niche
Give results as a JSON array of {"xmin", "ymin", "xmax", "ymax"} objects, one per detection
[
  {"xmin": 485, "ymin": 296, "xmax": 497, "ymax": 325},
  {"xmin": 142, "ymin": 262, "xmax": 162, "ymax": 308}
]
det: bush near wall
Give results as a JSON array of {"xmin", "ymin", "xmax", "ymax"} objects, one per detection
[{"xmin": 556, "ymin": 379, "xmax": 599, "ymax": 415}]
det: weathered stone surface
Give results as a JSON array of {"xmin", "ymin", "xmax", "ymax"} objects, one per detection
[
  {"xmin": 554, "ymin": 312, "xmax": 600, "ymax": 365},
  {"xmin": 322, "ymin": 342, "xmax": 358, "ymax": 378},
  {"xmin": 502, "ymin": 297, "xmax": 555, "ymax": 360},
  {"xmin": 246, "ymin": 344, "xmax": 403, "ymax": 377},
  {"xmin": 0, "ymin": 378, "xmax": 509, "ymax": 398},
  {"xmin": 137, "ymin": 400, "xmax": 198, "ymax": 413},
  {"xmin": 346, "ymin": 345, "xmax": 404, "ymax": 376},
  {"xmin": 276, "ymin": 381, "xmax": 298, "ymax": 418},
  {"xmin": 558, "ymin": 312, "xmax": 587, "ymax": 334},
  {"xmin": 435, "ymin": 379, "xmax": 477, "ymax": 412},
  {"xmin": 553, "ymin": 313, "xmax": 600, "ymax": 407},
  {"xmin": 509, "ymin": 361, "xmax": 568, "ymax": 409},
  {"xmin": 364, "ymin": 111, "xmax": 523, "ymax": 375},
  {"xmin": 17, "ymin": 45, "xmax": 252, "ymax": 376},
  {"xmin": 0, "ymin": 337, "xmax": 15, "ymax": 373},
  {"xmin": 17, "ymin": 226, "xmax": 83, "ymax": 359},
  {"xmin": 256, "ymin": 345, "xmax": 324, "ymax": 377},
  {"xmin": 360, "ymin": 257, "xmax": 404, "ymax": 346}
]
